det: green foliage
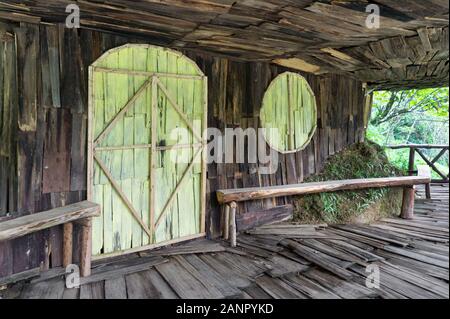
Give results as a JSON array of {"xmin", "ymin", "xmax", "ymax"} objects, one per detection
[
  {"xmin": 293, "ymin": 141, "xmax": 403, "ymax": 224},
  {"xmin": 370, "ymin": 88, "xmax": 449, "ymax": 126},
  {"xmin": 367, "ymin": 87, "xmax": 449, "ymax": 180}
]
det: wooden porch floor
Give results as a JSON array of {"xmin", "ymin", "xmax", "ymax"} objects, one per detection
[{"xmin": 1, "ymin": 184, "xmax": 448, "ymax": 299}]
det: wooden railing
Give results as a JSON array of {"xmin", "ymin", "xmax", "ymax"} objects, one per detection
[
  {"xmin": 387, "ymin": 144, "xmax": 449, "ymax": 184},
  {"xmin": 0, "ymin": 201, "xmax": 101, "ymax": 277}
]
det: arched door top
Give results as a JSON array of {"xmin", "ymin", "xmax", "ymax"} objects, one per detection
[{"xmin": 91, "ymin": 44, "xmax": 205, "ymax": 77}]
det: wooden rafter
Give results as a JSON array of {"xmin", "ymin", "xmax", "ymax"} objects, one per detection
[{"xmin": 1, "ymin": 1, "xmax": 448, "ymax": 89}]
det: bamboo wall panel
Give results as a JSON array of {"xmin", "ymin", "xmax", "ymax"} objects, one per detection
[
  {"xmin": 260, "ymin": 72, "xmax": 317, "ymax": 153},
  {"xmin": 90, "ymin": 45, "xmax": 206, "ymax": 256},
  {"xmin": 0, "ymin": 21, "xmax": 366, "ymax": 276}
]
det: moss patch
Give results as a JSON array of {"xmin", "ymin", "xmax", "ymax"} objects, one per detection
[{"xmin": 293, "ymin": 141, "xmax": 404, "ymax": 224}]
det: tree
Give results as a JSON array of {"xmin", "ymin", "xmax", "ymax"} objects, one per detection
[
  {"xmin": 370, "ymin": 87, "xmax": 449, "ymax": 126},
  {"xmin": 367, "ymin": 87, "xmax": 449, "ymax": 178}
]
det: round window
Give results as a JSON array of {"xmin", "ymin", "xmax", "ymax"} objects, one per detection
[{"xmin": 260, "ymin": 72, "xmax": 317, "ymax": 153}]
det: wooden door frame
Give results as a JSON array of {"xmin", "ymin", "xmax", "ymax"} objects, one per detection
[{"xmin": 87, "ymin": 46, "xmax": 208, "ymax": 260}]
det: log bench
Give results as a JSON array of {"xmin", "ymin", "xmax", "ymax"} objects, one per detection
[
  {"xmin": 216, "ymin": 176, "xmax": 431, "ymax": 247},
  {"xmin": 0, "ymin": 201, "xmax": 100, "ymax": 277}
]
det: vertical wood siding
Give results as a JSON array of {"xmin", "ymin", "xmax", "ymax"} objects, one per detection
[
  {"xmin": 0, "ymin": 22, "xmax": 366, "ymax": 276},
  {"xmin": 0, "ymin": 23, "xmax": 18, "ymax": 277}
]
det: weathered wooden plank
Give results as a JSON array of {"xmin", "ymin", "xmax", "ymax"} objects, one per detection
[
  {"xmin": 383, "ymin": 246, "xmax": 449, "ymax": 269},
  {"xmin": 255, "ymin": 275, "xmax": 307, "ymax": 299},
  {"xmin": 144, "ymin": 268, "xmax": 179, "ymax": 299},
  {"xmin": 265, "ymin": 255, "xmax": 309, "ymax": 278},
  {"xmin": 80, "ymin": 256, "xmax": 167, "ymax": 285},
  {"xmin": 20, "ymin": 278, "xmax": 65, "ymax": 299},
  {"xmin": 217, "ymin": 176, "xmax": 430, "ymax": 204},
  {"xmin": 198, "ymin": 254, "xmax": 252, "ymax": 289},
  {"xmin": 236, "ymin": 205, "xmax": 293, "ymax": 231},
  {"xmin": 281, "ymin": 273, "xmax": 341, "ymax": 299},
  {"xmin": 304, "ymin": 268, "xmax": 378, "ymax": 299},
  {"xmin": 139, "ymin": 239, "xmax": 225, "ymax": 257},
  {"xmin": 62, "ymin": 287, "xmax": 80, "ymax": 299},
  {"xmin": 350, "ymin": 263, "xmax": 443, "ymax": 299},
  {"xmin": 243, "ymin": 284, "xmax": 272, "ymax": 299},
  {"xmin": 125, "ymin": 271, "xmax": 162, "ymax": 299},
  {"xmin": 281, "ymin": 239, "xmax": 354, "ymax": 280},
  {"xmin": 80, "ymin": 281, "xmax": 105, "ymax": 299},
  {"xmin": 104, "ymin": 276, "xmax": 127, "ymax": 299},
  {"xmin": 17, "ymin": 22, "xmax": 38, "ymax": 132},
  {"xmin": 42, "ymin": 109, "xmax": 71, "ymax": 194},
  {"xmin": 182, "ymin": 254, "xmax": 242, "ymax": 298},
  {"xmin": 0, "ymin": 267, "xmax": 40, "ymax": 286},
  {"xmin": 333, "ymin": 225, "xmax": 410, "ymax": 247},
  {"xmin": 0, "ymin": 201, "xmax": 100, "ymax": 241},
  {"xmin": 380, "ymin": 263, "xmax": 449, "ymax": 298},
  {"xmin": 155, "ymin": 258, "xmax": 222, "ymax": 299}
]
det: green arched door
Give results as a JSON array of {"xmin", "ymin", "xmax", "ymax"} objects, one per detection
[{"xmin": 88, "ymin": 44, "xmax": 207, "ymax": 257}]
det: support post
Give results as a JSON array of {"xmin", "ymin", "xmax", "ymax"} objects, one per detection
[
  {"xmin": 229, "ymin": 202, "xmax": 237, "ymax": 247},
  {"xmin": 223, "ymin": 205, "xmax": 230, "ymax": 240},
  {"xmin": 417, "ymin": 165, "xmax": 432, "ymax": 200},
  {"xmin": 408, "ymin": 147, "xmax": 416, "ymax": 176},
  {"xmin": 425, "ymin": 183, "xmax": 432, "ymax": 200},
  {"xmin": 62, "ymin": 223, "xmax": 73, "ymax": 267},
  {"xmin": 401, "ymin": 186, "xmax": 415, "ymax": 220},
  {"xmin": 79, "ymin": 218, "xmax": 92, "ymax": 277}
]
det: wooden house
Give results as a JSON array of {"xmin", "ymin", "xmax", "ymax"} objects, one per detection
[{"xmin": 0, "ymin": 0, "xmax": 448, "ymax": 280}]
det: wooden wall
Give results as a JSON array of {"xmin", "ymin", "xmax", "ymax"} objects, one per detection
[
  {"xmin": 0, "ymin": 24, "xmax": 17, "ymax": 217},
  {"xmin": 0, "ymin": 21, "xmax": 366, "ymax": 277},
  {"xmin": 0, "ymin": 22, "xmax": 18, "ymax": 276}
]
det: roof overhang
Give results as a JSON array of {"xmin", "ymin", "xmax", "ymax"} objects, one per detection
[{"xmin": 0, "ymin": 0, "xmax": 448, "ymax": 90}]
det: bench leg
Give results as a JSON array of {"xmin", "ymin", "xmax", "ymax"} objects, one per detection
[
  {"xmin": 229, "ymin": 202, "xmax": 237, "ymax": 247},
  {"xmin": 401, "ymin": 186, "xmax": 415, "ymax": 220},
  {"xmin": 223, "ymin": 205, "xmax": 230, "ymax": 240},
  {"xmin": 63, "ymin": 223, "xmax": 73, "ymax": 267},
  {"xmin": 79, "ymin": 218, "xmax": 92, "ymax": 277},
  {"xmin": 425, "ymin": 183, "xmax": 432, "ymax": 199}
]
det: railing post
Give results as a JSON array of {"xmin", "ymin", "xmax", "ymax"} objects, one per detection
[
  {"xmin": 63, "ymin": 223, "xmax": 73, "ymax": 267},
  {"xmin": 79, "ymin": 218, "xmax": 92, "ymax": 277},
  {"xmin": 425, "ymin": 183, "xmax": 432, "ymax": 199},
  {"xmin": 408, "ymin": 147, "xmax": 416, "ymax": 176}
]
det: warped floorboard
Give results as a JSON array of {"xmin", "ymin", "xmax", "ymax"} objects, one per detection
[{"xmin": 1, "ymin": 184, "xmax": 448, "ymax": 299}]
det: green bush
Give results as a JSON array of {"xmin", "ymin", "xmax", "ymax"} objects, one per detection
[{"xmin": 293, "ymin": 141, "xmax": 404, "ymax": 224}]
